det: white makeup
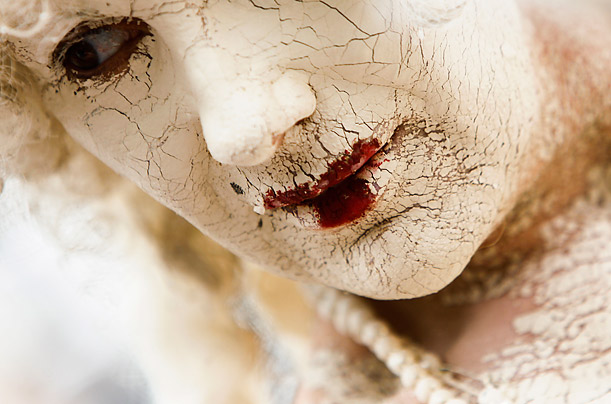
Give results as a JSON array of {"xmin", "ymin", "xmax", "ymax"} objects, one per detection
[{"xmin": 4, "ymin": 0, "xmax": 542, "ymax": 298}]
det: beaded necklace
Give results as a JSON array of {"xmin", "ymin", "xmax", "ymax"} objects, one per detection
[{"xmin": 303, "ymin": 285, "xmax": 513, "ymax": 404}]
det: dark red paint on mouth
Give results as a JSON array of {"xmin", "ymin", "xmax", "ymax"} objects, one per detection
[
  {"xmin": 263, "ymin": 138, "xmax": 382, "ymax": 228},
  {"xmin": 308, "ymin": 177, "xmax": 376, "ymax": 228}
]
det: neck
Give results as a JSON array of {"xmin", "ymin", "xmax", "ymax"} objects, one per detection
[{"xmin": 447, "ymin": 1, "xmax": 611, "ymax": 303}]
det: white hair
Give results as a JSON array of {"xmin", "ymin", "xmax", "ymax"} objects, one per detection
[
  {"xmin": 0, "ymin": 47, "xmax": 59, "ymax": 178},
  {"xmin": 0, "ymin": 0, "xmax": 60, "ymax": 178}
]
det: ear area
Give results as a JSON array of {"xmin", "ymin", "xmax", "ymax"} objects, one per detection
[{"xmin": 0, "ymin": 48, "xmax": 65, "ymax": 179}]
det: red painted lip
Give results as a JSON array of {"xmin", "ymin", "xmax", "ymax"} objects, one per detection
[{"xmin": 263, "ymin": 138, "xmax": 382, "ymax": 210}]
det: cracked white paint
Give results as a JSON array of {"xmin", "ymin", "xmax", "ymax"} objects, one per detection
[
  {"xmin": 479, "ymin": 176, "xmax": 611, "ymax": 404},
  {"xmin": 1, "ymin": 1, "xmax": 610, "ymax": 403},
  {"xmin": 0, "ymin": 0, "xmax": 558, "ymax": 303},
  {"xmin": 1, "ymin": 0, "xmax": 547, "ymax": 299}
]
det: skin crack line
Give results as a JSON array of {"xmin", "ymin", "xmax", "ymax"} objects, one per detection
[{"xmin": 0, "ymin": 0, "xmax": 609, "ymax": 403}]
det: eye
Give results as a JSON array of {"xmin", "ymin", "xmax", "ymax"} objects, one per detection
[{"xmin": 56, "ymin": 19, "xmax": 150, "ymax": 80}]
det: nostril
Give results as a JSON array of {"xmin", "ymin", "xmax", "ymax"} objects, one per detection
[{"xmin": 198, "ymin": 72, "xmax": 316, "ymax": 166}]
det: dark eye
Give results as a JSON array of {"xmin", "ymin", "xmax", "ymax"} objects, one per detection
[{"xmin": 57, "ymin": 19, "xmax": 150, "ymax": 80}]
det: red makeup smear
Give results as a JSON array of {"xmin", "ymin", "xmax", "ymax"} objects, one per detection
[
  {"xmin": 263, "ymin": 138, "xmax": 381, "ymax": 209},
  {"xmin": 308, "ymin": 177, "xmax": 376, "ymax": 229}
]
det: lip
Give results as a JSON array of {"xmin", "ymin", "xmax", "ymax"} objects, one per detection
[
  {"xmin": 263, "ymin": 138, "xmax": 382, "ymax": 209},
  {"xmin": 263, "ymin": 138, "xmax": 387, "ymax": 228}
]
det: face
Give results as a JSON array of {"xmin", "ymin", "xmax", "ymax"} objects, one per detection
[{"xmin": 4, "ymin": 0, "xmax": 542, "ymax": 298}]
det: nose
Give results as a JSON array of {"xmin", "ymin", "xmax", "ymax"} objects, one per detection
[
  {"xmin": 183, "ymin": 48, "xmax": 316, "ymax": 166},
  {"xmin": 199, "ymin": 74, "xmax": 316, "ymax": 166}
]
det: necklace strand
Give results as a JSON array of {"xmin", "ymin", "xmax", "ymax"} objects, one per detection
[{"xmin": 303, "ymin": 284, "xmax": 513, "ymax": 404}]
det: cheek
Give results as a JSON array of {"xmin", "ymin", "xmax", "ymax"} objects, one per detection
[{"xmin": 43, "ymin": 40, "xmax": 210, "ymax": 208}]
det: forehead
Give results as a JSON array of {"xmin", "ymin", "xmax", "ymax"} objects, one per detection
[
  {"xmin": 7, "ymin": 0, "xmax": 393, "ymax": 46},
  {"xmin": 33, "ymin": 0, "xmax": 470, "ymax": 28},
  {"xmin": 7, "ymin": 0, "xmax": 402, "ymax": 73},
  {"xmin": 3, "ymin": 0, "xmax": 476, "ymax": 52}
]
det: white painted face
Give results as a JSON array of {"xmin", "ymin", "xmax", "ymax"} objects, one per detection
[{"xmin": 5, "ymin": 0, "xmax": 542, "ymax": 298}]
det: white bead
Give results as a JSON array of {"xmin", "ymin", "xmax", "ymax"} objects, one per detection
[
  {"xmin": 305, "ymin": 284, "xmax": 326, "ymax": 301},
  {"xmin": 316, "ymin": 289, "xmax": 338, "ymax": 320},
  {"xmin": 446, "ymin": 399, "xmax": 468, "ymax": 404},
  {"xmin": 429, "ymin": 389, "xmax": 454, "ymax": 404},
  {"xmin": 331, "ymin": 296, "xmax": 353, "ymax": 335},
  {"xmin": 346, "ymin": 309, "xmax": 371, "ymax": 336},
  {"xmin": 415, "ymin": 376, "xmax": 442, "ymax": 403},
  {"xmin": 419, "ymin": 352, "xmax": 442, "ymax": 370},
  {"xmin": 373, "ymin": 334, "xmax": 403, "ymax": 360},
  {"xmin": 359, "ymin": 320, "xmax": 389, "ymax": 346},
  {"xmin": 399, "ymin": 364, "xmax": 420, "ymax": 389},
  {"xmin": 387, "ymin": 351, "xmax": 406, "ymax": 373},
  {"xmin": 372, "ymin": 336, "xmax": 392, "ymax": 359},
  {"xmin": 317, "ymin": 301, "xmax": 333, "ymax": 320}
]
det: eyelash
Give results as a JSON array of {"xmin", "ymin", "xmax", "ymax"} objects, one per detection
[{"xmin": 54, "ymin": 19, "xmax": 151, "ymax": 81}]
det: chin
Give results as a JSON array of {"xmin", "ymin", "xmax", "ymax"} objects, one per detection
[{"xmin": 236, "ymin": 200, "xmax": 483, "ymax": 300}]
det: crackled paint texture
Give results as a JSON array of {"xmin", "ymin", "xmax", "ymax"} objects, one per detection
[
  {"xmin": 481, "ymin": 183, "xmax": 611, "ymax": 403},
  {"xmin": 1, "ymin": 1, "xmax": 610, "ymax": 403},
  {"xmin": 4, "ymin": 0, "xmax": 543, "ymax": 298}
]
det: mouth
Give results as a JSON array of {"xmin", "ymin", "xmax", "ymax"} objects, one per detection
[{"xmin": 263, "ymin": 138, "xmax": 387, "ymax": 229}]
